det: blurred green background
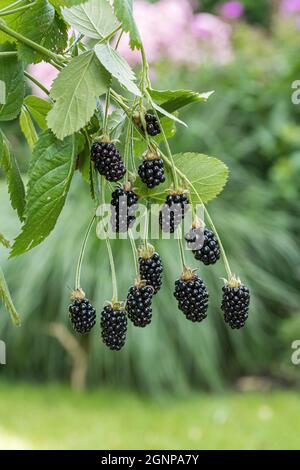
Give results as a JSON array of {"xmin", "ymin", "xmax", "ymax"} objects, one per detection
[{"xmin": 1, "ymin": 0, "xmax": 300, "ymax": 450}]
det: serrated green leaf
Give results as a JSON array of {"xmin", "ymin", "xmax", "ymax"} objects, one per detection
[
  {"xmin": 0, "ymin": 1, "xmax": 68, "ymax": 64},
  {"xmin": 47, "ymin": 51, "xmax": 111, "ymax": 139},
  {"xmin": 114, "ymin": 0, "xmax": 141, "ymax": 50},
  {"xmin": 10, "ymin": 130, "xmax": 81, "ymax": 257},
  {"xmin": 0, "ymin": 266, "xmax": 21, "ymax": 326},
  {"xmin": 94, "ymin": 43, "xmax": 141, "ymax": 96},
  {"xmin": 62, "ymin": 0, "xmax": 117, "ymax": 39},
  {"xmin": 0, "ymin": 43, "xmax": 24, "ymax": 121},
  {"xmin": 0, "ymin": 132, "xmax": 26, "ymax": 221},
  {"xmin": 0, "ymin": 234, "xmax": 10, "ymax": 249},
  {"xmin": 148, "ymin": 88, "xmax": 214, "ymax": 114},
  {"xmin": 20, "ymin": 105, "xmax": 38, "ymax": 149},
  {"xmin": 23, "ymin": 95, "xmax": 52, "ymax": 130},
  {"xmin": 135, "ymin": 153, "xmax": 228, "ymax": 204}
]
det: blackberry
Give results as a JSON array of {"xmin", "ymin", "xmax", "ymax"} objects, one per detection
[
  {"xmin": 174, "ymin": 269, "xmax": 209, "ymax": 322},
  {"xmin": 91, "ymin": 141, "xmax": 126, "ymax": 182},
  {"xmin": 145, "ymin": 111, "xmax": 161, "ymax": 136},
  {"xmin": 101, "ymin": 304, "xmax": 127, "ymax": 351},
  {"xmin": 159, "ymin": 192, "xmax": 190, "ymax": 233},
  {"xmin": 185, "ymin": 226, "xmax": 220, "ymax": 265},
  {"xmin": 126, "ymin": 283, "xmax": 153, "ymax": 327},
  {"xmin": 138, "ymin": 245, "xmax": 163, "ymax": 294},
  {"xmin": 221, "ymin": 279, "xmax": 250, "ymax": 329},
  {"xmin": 138, "ymin": 151, "xmax": 165, "ymax": 189},
  {"xmin": 110, "ymin": 184, "xmax": 138, "ymax": 233},
  {"xmin": 69, "ymin": 289, "xmax": 96, "ymax": 334}
]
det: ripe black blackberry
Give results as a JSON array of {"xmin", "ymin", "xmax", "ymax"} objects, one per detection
[
  {"xmin": 126, "ymin": 282, "xmax": 153, "ymax": 327},
  {"xmin": 110, "ymin": 184, "xmax": 138, "ymax": 233},
  {"xmin": 174, "ymin": 269, "xmax": 209, "ymax": 322},
  {"xmin": 138, "ymin": 245, "xmax": 163, "ymax": 294},
  {"xmin": 145, "ymin": 111, "xmax": 161, "ymax": 136},
  {"xmin": 221, "ymin": 278, "xmax": 250, "ymax": 329},
  {"xmin": 159, "ymin": 192, "xmax": 190, "ymax": 233},
  {"xmin": 69, "ymin": 289, "xmax": 96, "ymax": 334},
  {"xmin": 91, "ymin": 140, "xmax": 126, "ymax": 182},
  {"xmin": 185, "ymin": 225, "xmax": 221, "ymax": 266},
  {"xmin": 138, "ymin": 150, "xmax": 165, "ymax": 189},
  {"xmin": 101, "ymin": 304, "xmax": 127, "ymax": 351}
]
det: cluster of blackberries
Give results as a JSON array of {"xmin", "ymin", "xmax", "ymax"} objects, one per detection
[
  {"xmin": 91, "ymin": 141, "xmax": 126, "ymax": 182},
  {"xmin": 138, "ymin": 152, "xmax": 165, "ymax": 189},
  {"xmin": 159, "ymin": 192, "xmax": 190, "ymax": 233},
  {"xmin": 174, "ymin": 270, "xmax": 209, "ymax": 322},
  {"xmin": 110, "ymin": 186, "xmax": 138, "ymax": 233},
  {"xmin": 145, "ymin": 112, "xmax": 161, "ymax": 136},
  {"xmin": 68, "ymin": 290, "xmax": 96, "ymax": 334},
  {"xmin": 185, "ymin": 226, "xmax": 221, "ymax": 265},
  {"xmin": 221, "ymin": 282, "xmax": 250, "ymax": 329}
]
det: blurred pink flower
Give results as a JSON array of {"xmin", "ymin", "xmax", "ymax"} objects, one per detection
[
  {"xmin": 27, "ymin": 62, "xmax": 58, "ymax": 97},
  {"xmin": 280, "ymin": 0, "xmax": 300, "ymax": 14},
  {"xmin": 118, "ymin": 0, "xmax": 233, "ymax": 67},
  {"xmin": 220, "ymin": 1, "xmax": 244, "ymax": 19}
]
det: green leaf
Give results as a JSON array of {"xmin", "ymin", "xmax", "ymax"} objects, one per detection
[
  {"xmin": 47, "ymin": 51, "xmax": 111, "ymax": 139},
  {"xmin": 108, "ymin": 108, "xmax": 126, "ymax": 140},
  {"xmin": 148, "ymin": 88, "xmax": 214, "ymax": 114},
  {"xmin": 0, "ymin": 43, "xmax": 24, "ymax": 121},
  {"xmin": 62, "ymin": 0, "xmax": 117, "ymax": 39},
  {"xmin": 94, "ymin": 43, "xmax": 141, "ymax": 96},
  {"xmin": 23, "ymin": 95, "xmax": 52, "ymax": 130},
  {"xmin": 0, "ymin": 132, "xmax": 26, "ymax": 221},
  {"xmin": 0, "ymin": 266, "xmax": 21, "ymax": 326},
  {"xmin": 0, "ymin": 234, "xmax": 10, "ymax": 249},
  {"xmin": 150, "ymin": 100, "xmax": 187, "ymax": 128},
  {"xmin": 50, "ymin": 0, "xmax": 89, "ymax": 8},
  {"xmin": 114, "ymin": 0, "xmax": 141, "ymax": 50},
  {"xmin": 135, "ymin": 153, "xmax": 228, "ymax": 204},
  {"xmin": 10, "ymin": 130, "xmax": 81, "ymax": 257},
  {"xmin": 0, "ymin": 1, "xmax": 68, "ymax": 64},
  {"xmin": 20, "ymin": 105, "xmax": 38, "ymax": 150}
]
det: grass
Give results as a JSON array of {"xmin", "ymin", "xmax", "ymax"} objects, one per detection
[{"xmin": 0, "ymin": 381, "xmax": 299, "ymax": 450}]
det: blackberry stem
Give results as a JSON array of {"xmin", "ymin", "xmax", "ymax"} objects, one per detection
[
  {"xmin": 24, "ymin": 71, "xmax": 50, "ymax": 96},
  {"xmin": 128, "ymin": 229, "xmax": 139, "ymax": 278},
  {"xmin": 101, "ymin": 177, "xmax": 118, "ymax": 302},
  {"xmin": 0, "ymin": 2, "xmax": 36, "ymax": 16},
  {"xmin": 0, "ymin": 20, "xmax": 64, "ymax": 64},
  {"xmin": 143, "ymin": 204, "xmax": 149, "ymax": 250},
  {"xmin": 177, "ymin": 234, "xmax": 187, "ymax": 271},
  {"xmin": 0, "ymin": 0, "xmax": 26, "ymax": 13},
  {"xmin": 75, "ymin": 216, "xmax": 96, "ymax": 290},
  {"xmin": 103, "ymin": 88, "xmax": 111, "ymax": 137}
]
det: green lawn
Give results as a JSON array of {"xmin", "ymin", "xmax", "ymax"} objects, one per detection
[{"xmin": 0, "ymin": 381, "xmax": 299, "ymax": 450}]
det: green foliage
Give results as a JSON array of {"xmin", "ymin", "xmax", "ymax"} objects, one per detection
[
  {"xmin": 62, "ymin": 0, "xmax": 117, "ymax": 39},
  {"xmin": 20, "ymin": 105, "xmax": 38, "ymax": 149},
  {"xmin": 47, "ymin": 51, "xmax": 111, "ymax": 139},
  {"xmin": 23, "ymin": 96, "xmax": 52, "ymax": 130},
  {"xmin": 0, "ymin": 0, "xmax": 68, "ymax": 63},
  {"xmin": 148, "ymin": 88, "xmax": 214, "ymax": 114},
  {"xmin": 0, "ymin": 43, "xmax": 24, "ymax": 121},
  {"xmin": 94, "ymin": 43, "xmax": 141, "ymax": 96},
  {"xmin": 10, "ymin": 131, "xmax": 83, "ymax": 257},
  {"xmin": 0, "ymin": 132, "xmax": 25, "ymax": 221},
  {"xmin": 0, "ymin": 234, "xmax": 10, "ymax": 249},
  {"xmin": 135, "ymin": 153, "xmax": 229, "ymax": 204},
  {"xmin": 113, "ymin": 0, "xmax": 141, "ymax": 50},
  {"xmin": 50, "ymin": 0, "xmax": 88, "ymax": 8},
  {"xmin": 0, "ymin": 266, "xmax": 20, "ymax": 325}
]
